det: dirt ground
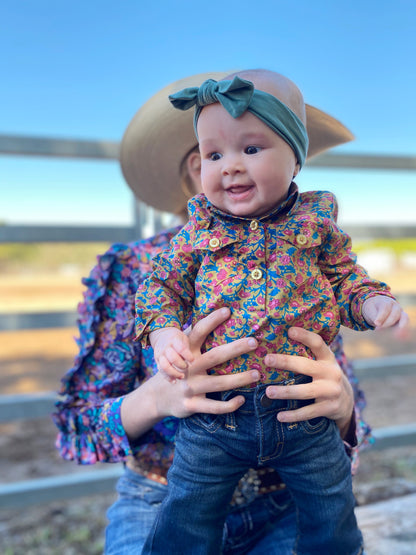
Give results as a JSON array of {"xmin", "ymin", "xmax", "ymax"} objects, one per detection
[{"xmin": 1, "ymin": 269, "xmax": 416, "ymax": 553}]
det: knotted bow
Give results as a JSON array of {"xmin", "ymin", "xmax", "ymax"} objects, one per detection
[
  {"xmin": 169, "ymin": 76, "xmax": 309, "ymax": 167},
  {"xmin": 169, "ymin": 76, "xmax": 254, "ymax": 119}
]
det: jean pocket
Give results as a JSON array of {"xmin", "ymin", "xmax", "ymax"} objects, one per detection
[
  {"xmin": 183, "ymin": 412, "xmax": 224, "ymax": 434},
  {"xmin": 299, "ymin": 415, "xmax": 332, "ymax": 435}
]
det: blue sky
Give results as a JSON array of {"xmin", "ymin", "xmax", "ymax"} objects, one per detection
[{"xmin": 1, "ymin": 1, "xmax": 415, "ymax": 227}]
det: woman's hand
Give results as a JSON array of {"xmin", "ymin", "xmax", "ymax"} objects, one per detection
[
  {"xmin": 264, "ymin": 327, "xmax": 354, "ymax": 438},
  {"xmin": 121, "ymin": 308, "xmax": 259, "ymax": 441}
]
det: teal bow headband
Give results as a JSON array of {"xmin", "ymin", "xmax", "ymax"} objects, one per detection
[{"xmin": 169, "ymin": 76, "xmax": 309, "ymax": 167}]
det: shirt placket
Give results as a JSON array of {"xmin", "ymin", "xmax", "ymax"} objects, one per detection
[{"xmin": 245, "ymin": 219, "xmax": 267, "ymax": 335}]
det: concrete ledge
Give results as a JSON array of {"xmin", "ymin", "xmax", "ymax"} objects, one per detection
[{"xmin": 356, "ymin": 493, "xmax": 416, "ymax": 554}]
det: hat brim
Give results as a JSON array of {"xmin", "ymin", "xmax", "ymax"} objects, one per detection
[{"xmin": 120, "ymin": 72, "xmax": 354, "ymax": 213}]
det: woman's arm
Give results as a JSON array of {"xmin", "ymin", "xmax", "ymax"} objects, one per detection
[{"xmin": 121, "ymin": 308, "xmax": 259, "ymax": 441}]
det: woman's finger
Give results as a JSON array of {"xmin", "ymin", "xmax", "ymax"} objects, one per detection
[
  {"xmin": 187, "ymin": 308, "xmax": 231, "ymax": 351},
  {"xmin": 187, "ymin": 369, "xmax": 260, "ymax": 396},
  {"xmin": 276, "ymin": 401, "xmax": 335, "ymax": 423},
  {"xmin": 288, "ymin": 327, "xmax": 335, "ymax": 361},
  {"xmin": 265, "ymin": 381, "xmax": 333, "ymax": 402},
  {"xmin": 193, "ymin": 336, "xmax": 257, "ymax": 372},
  {"xmin": 185, "ymin": 395, "xmax": 246, "ymax": 415}
]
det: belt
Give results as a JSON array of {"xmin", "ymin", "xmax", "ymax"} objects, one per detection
[{"xmin": 126, "ymin": 458, "xmax": 285, "ymax": 499}]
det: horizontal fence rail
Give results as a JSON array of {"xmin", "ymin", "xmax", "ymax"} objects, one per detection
[
  {"xmin": 1, "ymin": 223, "xmax": 416, "ymax": 244},
  {"xmin": 1, "ymin": 352, "xmax": 415, "ymax": 509},
  {"xmin": 1, "ymin": 354, "xmax": 415, "ymax": 424},
  {"xmin": 1, "ymin": 135, "xmax": 415, "ymax": 509}
]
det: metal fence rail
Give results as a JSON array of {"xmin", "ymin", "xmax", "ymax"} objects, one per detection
[
  {"xmin": 1, "ymin": 353, "xmax": 415, "ymax": 509},
  {"xmin": 1, "ymin": 134, "xmax": 415, "ymax": 510}
]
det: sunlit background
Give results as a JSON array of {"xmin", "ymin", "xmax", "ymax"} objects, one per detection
[
  {"xmin": 1, "ymin": 1, "xmax": 415, "ymax": 227},
  {"xmin": 1, "ymin": 3, "xmax": 415, "ymax": 552}
]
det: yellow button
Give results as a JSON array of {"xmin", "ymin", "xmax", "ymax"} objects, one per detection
[
  {"xmin": 250, "ymin": 268, "xmax": 263, "ymax": 280},
  {"xmin": 250, "ymin": 220, "xmax": 259, "ymax": 231},
  {"xmin": 296, "ymin": 233, "xmax": 307, "ymax": 246},
  {"xmin": 209, "ymin": 237, "xmax": 220, "ymax": 248}
]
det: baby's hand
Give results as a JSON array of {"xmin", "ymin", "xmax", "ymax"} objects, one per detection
[
  {"xmin": 362, "ymin": 295, "xmax": 409, "ymax": 339},
  {"xmin": 149, "ymin": 327, "xmax": 195, "ymax": 382}
]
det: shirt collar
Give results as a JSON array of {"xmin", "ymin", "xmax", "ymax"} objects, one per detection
[{"xmin": 207, "ymin": 182, "xmax": 299, "ymax": 223}]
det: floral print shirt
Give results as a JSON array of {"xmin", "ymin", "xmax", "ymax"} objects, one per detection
[
  {"xmin": 135, "ymin": 187, "xmax": 393, "ymax": 384},
  {"xmin": 53, "ymin": 225, "xmax": 371, "ymax": 480}
]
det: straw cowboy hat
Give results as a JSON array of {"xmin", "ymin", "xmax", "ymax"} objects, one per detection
[{"xmin": 120, "ymin": 72, "xmax": 354, "ymax": 214}]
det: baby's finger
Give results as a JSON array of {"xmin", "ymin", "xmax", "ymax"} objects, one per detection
[
  {"xmin": 165, "ymin": 346, "xmax": 188, "ymax": 370},
  {"xmin": 394, "ymin": 311, "xmax": 410, "ymax": 339},
  {"xmin": 375, "ymin": 305, "xmax": 401, "ymax": 329},
  {"xmin": 158, "ymin": 354, "xmax": 185, "ymax": 379},
  {"xmin": 172, "ymin": 337, "xmax": 195, "ymax": 363}
]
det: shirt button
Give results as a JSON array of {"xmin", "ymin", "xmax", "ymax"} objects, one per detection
[
  {"xmin": 296, "ymin": 233, "xmax": 307, "ymax": 246},
  {"xmin": 250, "ymin": 268, "xmax": 263, "ymax": 280},
  {"xmin": 250, "ymin": 220, "xmax": 259, "ymax": 231},
  {"xmin": 209, "ymin": 237, "xmax": 220, "ymax": 248}
]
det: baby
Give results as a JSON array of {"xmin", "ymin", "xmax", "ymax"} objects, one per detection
[{"xmin": 135, "ymin": 69, "xmax": 407, "ymax": 554}]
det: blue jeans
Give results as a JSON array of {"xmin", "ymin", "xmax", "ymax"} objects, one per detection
[
  {"xmin": 105, "ymin": 466, "xmax": 297, "ymax": 554},
  {"xmin": 142, "ymin": 382, "xmax": 363, "ymax": 555}
]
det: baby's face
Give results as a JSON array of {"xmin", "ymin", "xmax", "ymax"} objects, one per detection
[{"xmin": 197, "ymin": 103, "xmax": 299, "ymax": 218}]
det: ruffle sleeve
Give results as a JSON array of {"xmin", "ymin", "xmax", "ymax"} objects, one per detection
[{"xmin": 53, "ymin": 229, "xmax": 181, "ymax": 464}]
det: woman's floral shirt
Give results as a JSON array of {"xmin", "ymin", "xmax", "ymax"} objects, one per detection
[
  {"xmin": 53, "ymin": 222, "xmax": 372, "ymax": 479},
  {"xmin": 135, "ymin": 188, "xmax": 393, "ymax": 384}
]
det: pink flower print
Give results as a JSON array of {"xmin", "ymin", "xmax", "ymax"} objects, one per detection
[
  {"xmin": 276, "ymin": 278, "xmax": 286, "ymax": 289},
  {"xmin": 295, "ymin": 274, "xmax": 304, "ymax": 285},
  {"xmin": 252, "ymin": 323, "xmax": 260, "ymax": 331},
  {"xmin": 223, "ymin": 364, "xmax": 233, "ymax": 374},
  {"xmin": 217, "ymin": 269, "xmax": 227, "ymax": 280},
  {"xmin": 215, "ymin": 324, "xmax": 226, "ymax": 335},
  {"xmin": 250, "ymin": 362, "xmax": 263, "ymax": 372},
  {"xmin": 156, "ymin": 316, "xmax": 167, "ymax": 325},
  {"xmin": 323, "ymin": 311, "xmax": 335, "ymax": 321},
  {"xmin": 182, "ymin": 243, "xmax": 193, "ymax": 252},
  {"xmin": 255, "ymin": 346, "xmax": 267, "ymax": 357}
]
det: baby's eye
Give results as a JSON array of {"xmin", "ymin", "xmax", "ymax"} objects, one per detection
[
  {"xmin": 245, "ymin": 145, "xmax": 260, "ymax": 155},
  {"xmin": 209, "ymin": 152, "xmax": 222, "ymax": 161}
]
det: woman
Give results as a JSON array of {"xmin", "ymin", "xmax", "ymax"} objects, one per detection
[{"xmin": 53, "ymin": 72, "xmax": 370, "ymax": 554}]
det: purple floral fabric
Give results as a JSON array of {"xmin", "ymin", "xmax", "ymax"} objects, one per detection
[
  {"xmin": 53, "ymin": 224, "xmax": 371, "ymax": 476},
  {"xmin": 135, "ymin": 189, "xmax": 393, "ymax": 384}
]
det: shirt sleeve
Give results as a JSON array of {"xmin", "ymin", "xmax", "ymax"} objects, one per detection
[
  {"xmin": 52, "ymin": 242, "xmax": 158, "ymax": 464},
  {"xmin": 135, "ymin": 223, "xmax": 200, "ymax": 343},
  {"xmin": 330, "ymin": 334, "xmax": 373, "ymax": 474},
  {"xmin": 318, "ymin": 193, "xmax": 395, "ymax": 330}
]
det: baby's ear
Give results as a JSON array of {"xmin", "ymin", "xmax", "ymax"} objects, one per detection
[{"xmin": 187, "ymin": 151, "xmax": 202, "ymax": 187}]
